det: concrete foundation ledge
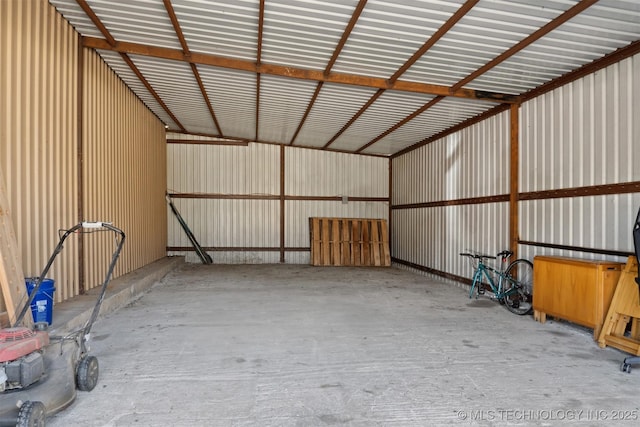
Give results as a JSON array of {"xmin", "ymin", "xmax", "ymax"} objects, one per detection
[{"xmin": 49, "ymin": 256, "xmax": 184, "ymax": 335}]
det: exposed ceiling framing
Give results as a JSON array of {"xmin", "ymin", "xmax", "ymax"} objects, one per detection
[{"xmin": 50, "ymin": 0, "xmax": 640, "ymax": 156}]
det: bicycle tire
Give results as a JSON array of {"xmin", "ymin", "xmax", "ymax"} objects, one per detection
[{"xmin": 500, "ymin": 259, "xmax": 533, "ymax": 315}]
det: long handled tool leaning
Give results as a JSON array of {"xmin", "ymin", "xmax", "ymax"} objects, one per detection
[{"xmin": 166, "ymin": 194, "xmax": 212, "ymax": 264}]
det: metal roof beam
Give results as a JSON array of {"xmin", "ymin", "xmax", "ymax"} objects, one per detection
[
  {"xmin": 118, "ymin": 51, "xmax": 186, "ymax": 131},
  {"xmin": 82, "ymin": 37, "xmax": 516, "ymax": 103},
  {"xmin": 164, "ymin": 0, "xmax": 223, "ymax": 135},
  {"xmin": 389, "ymin": 0, "xmax": 479, "ymax": 83},
  {"xmin": 522, "ymin": 39, "xmax": 640, "ymax": 102},
  {"xmin": 452, "ymin": 0, "xmax": 600, "ymax": 91},
  {"xmin": 75, "ymin": 0, "xmax": 115, "ymax": 46},
  {"xmin": 391, "ymin": 39, "xmax": 640, "ymax": 159},
  {"xmin": 75, "ymin": 0, "xmax": 186, "ymax": 131},
  {"xmin": 325, "ymin": 0, "xmax": 478, "ymax": 151},
  {"xmin": 255, "ymin": 0, "xmax": 265, "ymax": 141},
  {"xmin": 322, "ymin": 89, "xmax": 385, "ymax": 149},
  {"xmin": 382, "ymin": 0, "xmax": 600, "ymax": 156},
  {"xmin": 324, "ymin": 0, "xmax": 368, "ymax": 76},
  {"xmin": 289, "ymin": 0, "xmax": 368, "ymax": 146},
  {"xmin": 392, "ymin": 104, "xmax": 511, "ymax": 159},
  {"xmin": 356, "ymin": 96, "xmax": 445, "ymax": 153}
]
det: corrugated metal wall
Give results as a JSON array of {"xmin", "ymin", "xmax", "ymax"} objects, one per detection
[
  {"xmin": 0, "ymin": 0, "xmax": 79, "ymax": 304},
  {"xmin": 519, "ymin": 53, "xmax": 640, "ymax": 263},
  {"xmin": 392, "ymin": 113, "xmax": 511, "ymax": 279},
  {"xmin": 167, "ymin": 143, "xmax": 389, "ymax": 264},
  {"xmin": 392, "ymin": 52, "xmax": 640, "ymax": 282},
  {"xmin": 83, "ymin": 48, "xmax": 168, "ymax": 289},
  {"xmin": 286, "ymin": 147, "xmax": 389, "ymax": 264},
  {"xmin": 1, "ymin": 0, "xmax": 167, "ymax": 311},
  {"xmin": 167, "ymin": 142, "xmax": 281, "ymax": 263}
]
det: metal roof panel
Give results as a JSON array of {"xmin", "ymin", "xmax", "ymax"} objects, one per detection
[
  {"xmin": 127, "ymin": 54, "xmax": 217, "ymax": 134},
  {"xmin": 172, "ymin": 0, "xmax": 259, "ymax": 60},
  {"xmin": 364, "ymin": 97, "xmax": 496, "ymax": 155},
  {"xmin": 95, "ymin": 49, "xmax": 180, "ymax": 129},
  {"xmin": 294, "ymin": 83, "xmax": 380, "ymax": 148},
  {"xmin": 258, "ymin": 75, "xmax": 320, "ymax": 143},
  {"xmin": 48, "ymin": 0, "xmax": 640, "ymax": 156},
  {"xmin": 261, "ymin": 0, "xmax": 360, "ymax": 69},
  {"xmin": 198, "ymin": 66, "xmax": 257, "ymax": 140},
  {"xmin": 330, "ymin": 91, "xmax": 437, "ymax": 152}
]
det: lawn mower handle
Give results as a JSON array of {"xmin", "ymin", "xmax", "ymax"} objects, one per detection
[{"xmin": 13, "ymin": 222, "xmax": 126, "ymax": 329}]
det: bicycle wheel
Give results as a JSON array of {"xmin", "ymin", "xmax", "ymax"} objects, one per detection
[{"xmin": 500, "ymin": 259, "xmax": 533, "ymax": 315}]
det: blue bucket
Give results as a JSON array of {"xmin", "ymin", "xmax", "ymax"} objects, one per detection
[{"xmin": 25, "ymin": 278, "xmax": 56, "ymax": 325}]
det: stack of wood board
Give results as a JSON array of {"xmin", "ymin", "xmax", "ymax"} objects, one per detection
[{"xmin": 310, "ymin": 217, "xmax": 390, "ymax": 267}]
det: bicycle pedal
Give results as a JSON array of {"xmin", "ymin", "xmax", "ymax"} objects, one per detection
[{"xmin": 477, "ymin": 289, "xmax": 485, "ymax": 295}]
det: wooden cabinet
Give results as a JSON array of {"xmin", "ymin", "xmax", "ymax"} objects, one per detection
[{"xmin": 533, "ymin": 256, "xmax": 624, "ymax": 339}]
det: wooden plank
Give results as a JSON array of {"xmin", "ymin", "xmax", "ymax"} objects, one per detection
[
  {"xmin": 602, "ymin": 334, "xmax": 640, "ymax": 355},
  {"xmin": 380, "ymin": 219, "xmax": 391, "ymax": 266},
  {"xmin": 362, "ymin": 220, "xmax": 370, "ymax": 266},
  {"xmin": 598, "ymin": 256, "xmax": 640, "ymax": 353},
  {"xmin": 332, "ymin": 219, "xmax": 341, "ymax": 266},
  {"xmin": 321, "ymin": 218, "xmax": 330, "ymax": 265},
  {"xmin": 631, "ymin": 318, "xmax": 640, "ymax": 341},
  {"xmin": 341, "ymin": 219, "xmax": 350, "ymax": 265},
  {"xmin": 371, "ymin": 220, "xmax": 381, "ymax": 266},
  {"xmin": 352, "ymin": 220, "xmax": 361, "ymax": 266},
  {"xmin": 311, "ymin": 218, "xmax": 321, "ymax": 266},
  {"xmin": 0, "ymin": 170, "xmax": 32, "ymax": 327}
]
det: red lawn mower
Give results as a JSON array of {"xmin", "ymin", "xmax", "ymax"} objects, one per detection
[{"xmin": 0, "ymin": 222, "xmax": 125, "ymax": 426}]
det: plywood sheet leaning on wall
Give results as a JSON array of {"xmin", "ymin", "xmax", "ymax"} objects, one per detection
[
  {"xmin": 0, "ymin": 169, "xmax": 32, "ymax": 327},
  {"xmin": 310, "ymin": 217, "xmax": 390, "ymax": 267}
]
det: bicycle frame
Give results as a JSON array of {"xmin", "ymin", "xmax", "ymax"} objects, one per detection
[
  {"xmin": 468, "ymin": 258, "xmax": 520, "ymax": 300},
  {"xmin": 469, "ymin": 263, "xmax": 501, "ymax": 298},
  {"xmin": 461, "ymin": 250, "xmax": 534, "ymax": 315}
]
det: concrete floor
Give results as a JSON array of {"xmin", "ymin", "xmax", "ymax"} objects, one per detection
[{"xmin": 47, "ymin": 263, "xmax": 640, "ymax": 426}]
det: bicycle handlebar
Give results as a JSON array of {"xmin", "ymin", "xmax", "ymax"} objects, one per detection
[
  {"xmin": 459, "ymin": 252, "xmax": 496, "ymax": 260},
  {"xmin": 459, "ymin": 250, "xmax": 514, "ymax": 261}
]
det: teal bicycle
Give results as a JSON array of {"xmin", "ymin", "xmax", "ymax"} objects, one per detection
[{"xmin": 460, "ymin": 250, "xmax": 534, "ymax": 315}]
